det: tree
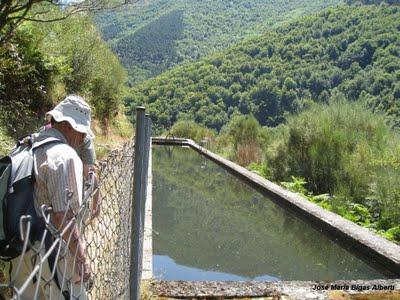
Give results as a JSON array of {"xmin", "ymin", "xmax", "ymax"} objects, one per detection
[
  {"xmin": 0, "ymin": 0, "xmax": 135, "ymax": 43},
  {"xmin": 0, "ymin": 28, "xmax": 53, "ymax": 137},
  {"xmin": 0, "ymin": 3, "xmax": 127, "ymax": 135}
]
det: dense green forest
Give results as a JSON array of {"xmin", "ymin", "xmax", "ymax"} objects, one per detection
[
  {"xmin": 127, "ymin": 5, "xmax": 400, "ymax": 132},
  {"xmin": 95, "ymin": 0, "xmax": 341, "ymax": 84},
  {"xmin": 0, "ymin": 3, "xmax": 128, "ymax": 154}
]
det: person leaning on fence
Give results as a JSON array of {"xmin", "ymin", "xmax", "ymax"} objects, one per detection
[
  {"xmin": 11, "ymin": 95, "xmax": 95, "ymax": 299},
  {"xmin": 41, "ymin": 115, "xmax": 101, "ymax": 220}
]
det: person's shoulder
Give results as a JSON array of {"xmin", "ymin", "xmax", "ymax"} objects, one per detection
[
  {"xmin": 44, "ymin": 143, "xmax": 81, "ymax": 166},
  {"xmin": 47, "ymin": 142, "xmax": 76, "ymax": 153}
]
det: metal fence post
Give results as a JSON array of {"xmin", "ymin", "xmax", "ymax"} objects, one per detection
[
  {"xmin": 137, "ymin": 114, "xmax": 152, "ymax": 287},
  {"xmin": 130, "ymin": 106, "xmax": 146, "ymax": 300},
  {"xmin": 141, "ymin": 115, "xmax": 152, "ymax": 229}
]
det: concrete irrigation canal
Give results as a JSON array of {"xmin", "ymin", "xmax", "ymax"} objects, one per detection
[{"xmin": 143, "ymin": 138, "xmax": 400, "ymax": 299}]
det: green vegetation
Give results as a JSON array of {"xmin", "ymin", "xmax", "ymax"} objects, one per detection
[
  {"xmin": 224, "ymin": 115, "xmax": 267, "ymax": 166},
  {"xmin": 95, "ymin": 0, "xmax": 341, "ymax": 84},
  {"xmin": 113, "ymin": 9, "xmax": 184, "ymax": 82},
  {"xmin": 170, "ymin": 120, "xmax": 214, "ymax": 144},
  {"xmin": 0, "ymin": 4, "xmax": 128, "ymax": 155},
  {"xmin": 127, "ymin": 5, "xmax": 400, "ymax": 132},
  {"xmin": 0, "ymin": 27, "xmax": 51, "ymax": 144},
  {"xmin": 30, "ymin": 11, "xmax": 127, "ymax": 126},
  {"xmin": 215, "ymin": 100, "xmax": 400, "ymax": 243},
  {"xmin": 0, "ymin": 1, "xmax": 132, "ymax": 44}
]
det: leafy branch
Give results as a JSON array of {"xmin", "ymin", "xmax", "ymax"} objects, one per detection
[{"xmin": 0, "ymin": 0, "xmax": 137, "ymax": 44}]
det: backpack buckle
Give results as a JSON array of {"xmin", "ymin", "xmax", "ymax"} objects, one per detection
[{"xmin": 16, "ymin": 135, "xmax": 33, "ymax": 147}]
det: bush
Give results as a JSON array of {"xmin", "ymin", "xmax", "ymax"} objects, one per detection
[
  {"xmin": 384, "ymin": 226, "xmax": 400, "ymax": 243},
  {"xmin": 0, "ymin": 28, "xmax": 53, "ymax": 139},
  {"xmin": 228, "ymin": 115, "xmax": 261, "ymax": 149},
  {"xmin": 226, "ymin": 114, "xmax": 266, "ymax": 166},
  {"xmin": 170, "ymin": 120, "xmax": 214, "ymax": 143},
  {"xmin": 267, "ymin": 99, "xmax": 400, "ymax": 238},
  {"xmin": 32, "ymin": 11, "xmax": 127, "ymax": 128},
  {"xmin": 270, "ymin": 100, "xmax": 393, "ymax": 195}
]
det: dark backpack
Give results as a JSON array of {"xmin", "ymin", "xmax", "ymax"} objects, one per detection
[{"xmin": 0, "ymin": 135, "xmax": 61, "ymax": 260}]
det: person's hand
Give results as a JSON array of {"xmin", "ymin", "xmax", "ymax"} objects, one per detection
[
  {"xmin": 75, "ymin": 259, "xmax": 91, "ymax": 283},
  {"xmin": 90, "ymin": 173, "xmax": 101, "ymax": 219},
  {"xmin": 91, "ymin": 193, "xmax": 101, "ymax": 219}
]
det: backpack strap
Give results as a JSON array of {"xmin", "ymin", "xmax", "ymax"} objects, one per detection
[
  {"xmin": 31, "ymin": 137, "xmax": 63, "ymax": 151},
  {"xmin": 30, "ymin": 136, "xmax": 64, "ymax": 184}
]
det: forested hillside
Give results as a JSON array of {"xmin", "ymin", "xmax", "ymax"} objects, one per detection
[
  {"xmin": 95, "ymin": 0, "xmax": 341, "ymax": 84},
  {"xmin": 126, "ymin": 5, "xmax": 400, "ymax": 132}
]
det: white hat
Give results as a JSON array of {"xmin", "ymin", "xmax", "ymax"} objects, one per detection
[{"xmin": 46, "ymin": 95, "xmax": 93, "ymax": 137}]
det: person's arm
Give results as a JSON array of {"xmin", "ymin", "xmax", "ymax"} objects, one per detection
[
  {"xmin": 80, "ymin": 136, "xmax": 101, "ymax": 219},
  {"xmin": 83, "ymin": 164, "xmax": 101, "ymax": 219},
  {"xmin": 47, "ymin": 147, "xmax": 91, "ymax": 282},
  {"xmin": 52, "ymin": 211, "xmax": 91, "ymax": 283}
]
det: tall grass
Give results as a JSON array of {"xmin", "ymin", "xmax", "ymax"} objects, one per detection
[{"xmin": 236, "ymin": 141, "xmax": 263, "ymax": 166}]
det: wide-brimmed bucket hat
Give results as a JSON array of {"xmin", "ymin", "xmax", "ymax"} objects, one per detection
[{"xmin": 45, "ymin": 95, "xmax": 93, "ymax": 137}]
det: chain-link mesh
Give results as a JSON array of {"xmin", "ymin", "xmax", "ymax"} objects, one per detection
[
  {"xmin": 0, "ymin": 139, "xmax": 136, "ymax": 300},
  {"xmin": 85, "ymin": 140, "xmax": 135, "ymax": 299}
]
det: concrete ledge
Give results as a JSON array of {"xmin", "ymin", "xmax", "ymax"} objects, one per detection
[
  {"xmin": 152, "ymin": 137, "xmax": 190, "ymax": 146},
  {"xmin": 152, "ymin": 137, "xmax": 400, "ymax": 276},
  {"xmin": 148, "ymin": 279, "xmax": 400, "ymax": 299}
]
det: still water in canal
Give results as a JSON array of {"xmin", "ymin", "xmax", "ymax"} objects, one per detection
[{"xmin": 152, "ymin": 146, "xmax": 388, "ymax": 281}]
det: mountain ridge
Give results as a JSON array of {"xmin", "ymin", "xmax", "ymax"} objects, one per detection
[{"xmin": 94, "ymin": 0, "xmax": 341, "ymax": 84}]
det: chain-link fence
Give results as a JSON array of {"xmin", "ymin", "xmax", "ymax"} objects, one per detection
[
  {"xmin": 0, "ymin": 108, "xmax": 151, "ymax": 300},
  {"xmin": 85, "ymin": 140, "xmax": 136, "ymax": 299}
]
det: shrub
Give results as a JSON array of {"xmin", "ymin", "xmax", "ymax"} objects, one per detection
[
  {"xmin": 228, "ymin": 115, "xmax": 261, "ymax": 150},
  {"xmin": 267, "ymin": 99, "xmax": 400, "ymax": 236},
  {"xmin": 226, "ymin": 114, "xmax": 265, "ymax": 166},
  {"xmin": 0, "ymin": 28, "xmax": 53, "ymax": 138},
  {"xmin": 170, "ymin": 120, "xmax": 215, "ymax": 143}
]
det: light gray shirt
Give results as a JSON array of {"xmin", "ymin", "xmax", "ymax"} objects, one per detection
[
  {"xmin": 76, "ymin": 135, "xmax": 96, "ymax": 165},
  {"xmin": 32, "ymin": 128, "xmax": 83, "ymax": 214}
]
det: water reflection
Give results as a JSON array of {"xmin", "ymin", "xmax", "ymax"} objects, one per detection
[{"xmin": 152, "ymin": 146, "xmax": 387, "ymax": 281}]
